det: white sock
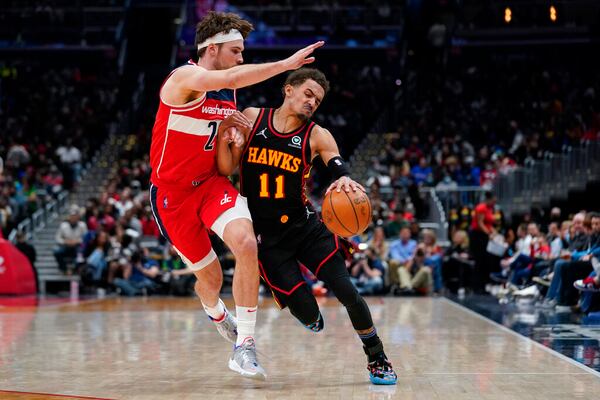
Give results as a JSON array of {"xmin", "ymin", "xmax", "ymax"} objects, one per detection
[
  {"xmin": 236, "ymin": 305, "xmax": 257, "ymax": 346},
  {"xmin": 202, "ymin": 298, "xmax": 226, "ymax": 322}
]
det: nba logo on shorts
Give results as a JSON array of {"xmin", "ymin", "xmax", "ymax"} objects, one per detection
[
  {"xmin": 220, "ymin": 191, "xmax": 233, "ymax": 205},
  {"xmin": 163, "ymin": 196, "xmax": 168, "ymax": 208}
]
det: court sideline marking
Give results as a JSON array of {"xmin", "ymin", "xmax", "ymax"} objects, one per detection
[
  {"xmin": 441, "ymin": 297, "xmax": 600, "ymax": 379},
  {"xmin": 0, "ymin": 389, "xmax": 114, "ymax": 399}
]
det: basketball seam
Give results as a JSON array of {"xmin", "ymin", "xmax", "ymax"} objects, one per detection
[
  {"xmin": 329, "ymin": 191, "xmax": 354, "ymax": 237},
  {"xmin": 365, "ymin": 190, "xmax": 372, "ymax": 225},
  {"xmin": 343, "ymin": 190, "xmax": 360, "ymax": 233}
]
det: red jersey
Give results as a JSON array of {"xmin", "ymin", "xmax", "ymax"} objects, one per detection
[
  {"xmin": 150, "ymin": 61, "xmax": 237, "ymax": 190},
  {"xmin": 471, "ymin": 202, "xmax": 495, "ymax": 231}
]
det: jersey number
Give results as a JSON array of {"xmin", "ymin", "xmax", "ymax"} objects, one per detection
[
  {"xmin": 204, "ymin": 121, "xmax": 218, "ymax": 151},
  {"xmin": 259, "ymin": 173, "xmax": 285, "ymax": 199}
]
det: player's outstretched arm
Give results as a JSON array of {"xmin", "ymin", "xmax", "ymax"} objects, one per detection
[
  {"xmin": 311, "ymin": 126, "xmax": 366, "ymax": 194},
  {"xmin": 176, "ymin": 41, "xmax": 324, "ymax": 93}
]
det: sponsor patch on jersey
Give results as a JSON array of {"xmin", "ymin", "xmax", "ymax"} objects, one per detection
[{"xmin": 288, "ymin": 135, "xmax": 302, "ymax": 149}]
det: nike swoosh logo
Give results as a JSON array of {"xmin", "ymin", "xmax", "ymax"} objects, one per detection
[{"xmin": 248, "ymin": 309, "xmax": 257, "ymax": 313}]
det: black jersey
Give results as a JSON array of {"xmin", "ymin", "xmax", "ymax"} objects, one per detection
[{"xmin": 240, "ymin": 108, "xmax": 317, "ymax": 237}]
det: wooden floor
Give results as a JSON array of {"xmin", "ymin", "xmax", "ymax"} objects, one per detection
[{"xmin": 1, "ymin": 296, "xmax": 599, "ymax": 399}]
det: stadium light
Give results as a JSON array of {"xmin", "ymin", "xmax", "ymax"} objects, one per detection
[
  {"xmin": 504, "ymin": 7, "xmax": 512, "ymax": 24},
  {"xmin": 550, "ymin": 5, "xmax": 557, "ymax": 22}
]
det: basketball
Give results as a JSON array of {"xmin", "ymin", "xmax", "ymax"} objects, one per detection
[{"xmin": 321, "ymin": 189, "xmax": 371, "ymax": 237}]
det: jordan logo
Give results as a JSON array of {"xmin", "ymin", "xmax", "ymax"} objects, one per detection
[
  {"xmin": 220, "ymin": 192, "xmax": 233, "ymax": 205},
  {"xmin": 256, "ymin": 128, "xmax": 268, "ymax": 139},
  {"xmin": 305, "ymin": 206, "xmax": 315, "ymax": 219}
]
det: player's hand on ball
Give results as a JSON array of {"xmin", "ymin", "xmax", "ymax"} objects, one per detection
[{"xmin": 326, "ymin": 176, "xmax": 365, "ymax": 194}]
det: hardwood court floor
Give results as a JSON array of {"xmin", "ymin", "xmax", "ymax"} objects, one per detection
[{"xmin": 1, "ymin": 296, "xmax": 599, "ymax": 399}]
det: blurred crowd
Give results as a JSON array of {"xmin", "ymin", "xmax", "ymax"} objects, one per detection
[
  {"xmin": 0, "ymin": 0, "xmax": 125, "ymax": 46},
  {"xmin": 0, "ymin": 62, "xmax": 118, "ymax": 238},
  {"xmin": 51, "ymin": 148, "xmax": 215, "ymax": 297},
  {"xmin": 365, "ymin": 58, "xmax": 600, "ymax": 207}
]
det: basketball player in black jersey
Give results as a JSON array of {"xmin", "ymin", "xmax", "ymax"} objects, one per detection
[{"xmin": 216, "ymin": 68, "xmax": 397, "ymax": 385}]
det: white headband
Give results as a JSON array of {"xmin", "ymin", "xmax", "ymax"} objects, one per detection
[{"xmin": 197, "ymin": 29, "xmax": 244, "ymax": 50}]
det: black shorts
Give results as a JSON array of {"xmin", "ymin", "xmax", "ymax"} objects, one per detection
[{"xmin": 257, "ymin": 214, "xmax": 344, "ymax": 308}]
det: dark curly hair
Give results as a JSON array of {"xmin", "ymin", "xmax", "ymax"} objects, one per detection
[
  {"xmin": 195, "ymin": 11, "xmax": 253, "ymax": 59},
  {"xmin": 282, "ymin": 68, "xmax": 330, "ymax": 96}
]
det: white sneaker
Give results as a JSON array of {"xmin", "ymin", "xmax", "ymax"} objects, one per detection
[
  {"xmin": 535, "ymin": 298, "xmax": 556, "ymax": 309},
  {"xmin": 514, "ymin": 285, "xmax": 540, "ymax": 298},
  {"xmin": 228, "ymin": 338, "xmax": 267, "ymax": 380},
  {"xmin": 210, "ymin": 308, "xmax": 237, "ymax": 344},
  {"xmin": 554, "ymin": 305, "xmax": 572, "ymax": 313}
]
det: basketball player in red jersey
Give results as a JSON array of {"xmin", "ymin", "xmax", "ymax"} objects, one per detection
[
  {"xmin": 217, "ymin": 69, "xmax": 397, "ymax": 385},
  {"xmin": 149, "ymin": 12, "xmax": 324, "ymax": 380}
]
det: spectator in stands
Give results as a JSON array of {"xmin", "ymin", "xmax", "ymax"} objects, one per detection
[
  {"xmin": 388, "ymin": 227, "xmax": 417, "ymax": 294},
  {"xmin": 5, "ymin": 140, "xmax": 30, "ymax": 169},
  {"xmin": 554, "ymin": 212, "xmax": 600, "ymax": 308},
  {"xmin": 81, "ymin": 230, "xmax": 112, "ymax": 285},
  {"xmin": 367, "ymin": 226, "xmax": 389, "ymax": 267},
  {"xmin": 55, "ymin": 138, "xmax": 82, "ymax": 190},
  {"xmin": 162, "ymin": 245, "xmax": 196, "ymax": 296},
  {"xmin": 384, "ymin": 206, "xmax": 409, "ymax": 238},
  {"xmin": 140, "ymin": 205, "xmax": 160, "ymax": 238},
  {"xmin": 396, "ymin": 248, "xmax": 432, "ymax": 295},
  {"xmin": 53, "ymin": 205, "xmax": 87, "ymax": 274},
  {"xmin": 547, "ymin": 222, "xmax": 563, "ymax": 258},
  {"xmin": 469, "ymin": 191, "xmax": 497, "ymax": 293},
  {"xmin": 539, "ymin": 212, "xmax": 590, "ymax": 308},
  {"xmin": 368, "ymin": 182, "xmax": 390, "ymax": 225},
  {"xmin": 349, "ymin": 226, "xmax": 388, "ymax": 295},
  {"xmin": 507, "ymin": 223, "xmax": 552, "ymax": 288},
  {"xmin": 113, "ymin": 251, "xmax": 161, "ymax": 296},
  {"xmin": 0, "ymin": 195, "xmax": 13, "ymax": 237},
  {"xmin": 15, "ymin": 231, "xmax": 38, "ymax": 293},
  {"xmin": 442, "ymin": 230, "xmax": 473, "ymax": 293},
  {"xmin": 41, "ymin": 164, "xmax": 63, "ymax": 196},
  {"xmin": 411, "ymin": 156, "xmax": 432, "ymax": 185},
  {"xmin": 493, "ymin": 222, "xmax": 541, "ymax": 284},
  {"xmin": 421, "ymin": 229, "xmax": 444, "ymax": 294},
  {"xmin": 349, "ymin": 251, "xmax": 385, "ymax": 295},
  {"xmin": 550, "ymin": 207, "xmax": 562, "ymax": 224}
]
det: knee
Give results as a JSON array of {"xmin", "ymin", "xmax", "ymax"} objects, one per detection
[
  {"xmin": 331, "ymin": 279, "xmax": 362, "ymax": 307},
  {"xmin": 231, "ymin": 231, "xmax": 257, "ymax": 261},
  {"xmin": 287, "ymin": 292, "xmax": 320, "ymax": 326}
]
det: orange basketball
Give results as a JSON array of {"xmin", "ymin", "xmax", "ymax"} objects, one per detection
[{"xmin": 321, "ymin": 189, "xmax": 372, "ymax": 237}]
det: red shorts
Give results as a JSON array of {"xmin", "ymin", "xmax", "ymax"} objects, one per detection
[{"xmin": 150, "ymin": 175, "xmax": 239, "ymax": 268}]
